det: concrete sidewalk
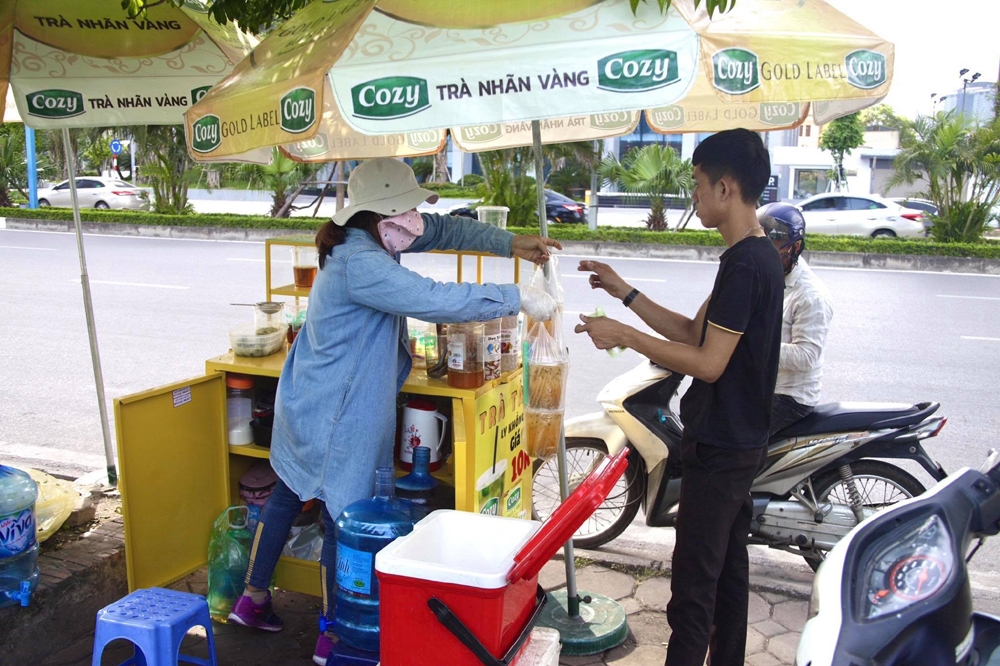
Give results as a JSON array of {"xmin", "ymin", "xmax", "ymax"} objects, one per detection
[{"xmin": 41, "ymin": 556, "xmax": 806, "ymax": 666}]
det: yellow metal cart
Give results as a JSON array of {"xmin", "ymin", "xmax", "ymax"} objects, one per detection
[{"xmin": 114, "ymin": 236, "xmax": 528, "ymax": 598}]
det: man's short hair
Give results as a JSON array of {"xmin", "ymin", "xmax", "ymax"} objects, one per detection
[{"xmin": 692, "ymin": 129, "xmax": 770, "ymax": 204}]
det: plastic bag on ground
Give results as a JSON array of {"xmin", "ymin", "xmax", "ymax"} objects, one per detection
[
  {"xmin": 25, "ymin": 469, "xmax": 80, "ymax": 543},
  {"xmin": 282, "ymin": 522, "xmax": 324, "ymax": 561},
  {"xmin": 206, "ymin": 506, "xmax": 252, "ymax": 622}
]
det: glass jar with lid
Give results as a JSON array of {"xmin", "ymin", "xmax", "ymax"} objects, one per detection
[
  {"xmin": 446, "ymin": 322, "xmax": 484, "ymax": 389},
  {"xmin": 226, "ymin": 374, "xmax": 254, "ymax": 446}
]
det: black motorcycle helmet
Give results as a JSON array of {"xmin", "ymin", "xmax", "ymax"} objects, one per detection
[{"xmin": 758, "ymin": 202, "xmax": 806, "ymax": 273}]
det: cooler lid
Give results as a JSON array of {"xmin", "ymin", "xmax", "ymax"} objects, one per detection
[{"xmin": 507, "ymin": 448, "xmax": 630, "ymax": 584}]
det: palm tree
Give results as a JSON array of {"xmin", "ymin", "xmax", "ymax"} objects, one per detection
[
  {"xmin": 887, "ymin": 112, "xmax": 1000, "ymax": 242},
  {"xmin": 598, "ymin": 144, "xmax": 693, "ymax": 231},
  {"xmin": 233, "ymin": 147, "xmax": 320, "ymax": 217},
  {"xmin": 0, "ymin": 127, "xmax": 28, "ymax": 207}
]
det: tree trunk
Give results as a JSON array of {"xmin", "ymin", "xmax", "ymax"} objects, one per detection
[
  {"xmin": 431, "ymin": 150, "xmax": 450, "ymax": 183},
  {"xmin": 272, "ymin": 190, "xmax": 288, "ymax": 218}
]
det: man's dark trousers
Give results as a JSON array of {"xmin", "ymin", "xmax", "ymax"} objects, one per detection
[{"xmin": 665, "ymin": 435, "xmax": 769, "ymax": 666}]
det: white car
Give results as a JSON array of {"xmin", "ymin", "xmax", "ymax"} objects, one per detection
[
  {"xmin": 798, "ymin": 193, "xmax": 926, "ymax": 238},
  {"xmin": 37, "ymin": 177, "xmax": 149, "ymax": 211}
]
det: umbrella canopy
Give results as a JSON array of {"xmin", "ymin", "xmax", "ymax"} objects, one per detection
[
  {"xmin": 0, "ymin": 0, "xmax": 259, "ymax": 483},
  {"xmin": 184, "ymin": 0, "xmax": 893, "ymax": 160}
]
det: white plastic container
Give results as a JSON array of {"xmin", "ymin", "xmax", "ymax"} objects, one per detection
[{"xmin": 514, "ymin": 627, "xmax": 561, "ymax": 666}]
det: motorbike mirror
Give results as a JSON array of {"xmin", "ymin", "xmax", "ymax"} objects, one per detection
[{"xmin": 978, "ymin": 449, "xmax": 1000, "ymax": 476}]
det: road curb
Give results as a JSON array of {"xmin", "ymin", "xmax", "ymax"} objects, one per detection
[{"xmin": 4, "ymin": 217, "xmax": 1000, "ymax": 275}]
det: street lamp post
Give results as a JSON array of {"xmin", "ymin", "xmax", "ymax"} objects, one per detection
[{"xmin": 960, "ymin": 69, "xmax": 982, "ymax": 118}]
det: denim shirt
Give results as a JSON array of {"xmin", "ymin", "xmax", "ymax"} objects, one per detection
[{"xmin": 270, "ymin": 213, "xmax": 520, "ymax": 517}]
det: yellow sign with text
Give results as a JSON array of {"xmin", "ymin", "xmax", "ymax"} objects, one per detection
[{"xmin": 473, "ymin": 378, "xmax": 530, "ymax": 519}]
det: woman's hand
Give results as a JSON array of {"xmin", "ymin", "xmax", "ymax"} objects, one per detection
[
  {"xmin": 574, "ymin": 314, "xmax": 630, "ymax": 350},
  {"xmin": 512, "ymin": 235, "xmax": 562, "ymax": 265},
  {"xmin": 578, "ymin": 260, "xmax": 630, "ymax": 301}
]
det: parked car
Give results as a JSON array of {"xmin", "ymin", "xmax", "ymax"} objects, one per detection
[
  {"xmin": 448, "ymin": 189, "xmax": 586, "ymax": 224},
  {"xmin": 37, "ymin": 177, "xmax": 149, "ymax": 211},
  {"xmin": 797, "ymin": 192, "xmax": 926, "ymax": 238},
  {"xmin": 890, "ymin": 197, "xmax": 937, "ymax": 234}
]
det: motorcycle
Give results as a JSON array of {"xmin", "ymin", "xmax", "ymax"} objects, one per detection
[
  {"xmin": 797, "ymin": 450, "xmax": 1000, "ymax": 666},
  {"xmin": 532, "ymin": 359, "xmax": 949, "ymax": 568}
]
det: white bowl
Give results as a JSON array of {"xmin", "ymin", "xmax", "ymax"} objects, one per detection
[{"xmin": 230, "ymin": 322, "xmax": 287, "ymax": 357}]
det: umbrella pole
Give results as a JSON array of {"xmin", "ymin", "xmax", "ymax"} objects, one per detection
[
  {"xmin": 62, "ymin": 128, "xmax": 118, "ymax": 486},
  {"xmin": 532, "ymin": 121, "xmax": 628, "ymax": 654},
  {"xmin": 532, "ymin": 120, "xmax": 578, "ymax": 613}
]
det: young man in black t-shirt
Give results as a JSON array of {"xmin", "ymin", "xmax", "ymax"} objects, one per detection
[{"xmin": 575, "ymin": 129, "xmax": 784, "ymax": 666}]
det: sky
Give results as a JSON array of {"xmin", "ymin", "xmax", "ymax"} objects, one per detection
[{"xmin": 827, "ymin": 0, "xmax": 1000, "ymax": 119}]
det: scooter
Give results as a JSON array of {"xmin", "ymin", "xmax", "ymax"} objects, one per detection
[
  {"xmin": 532, "ymin": 359, "xmax": 949, "ymax": 568},
  {"xmin": 797, "ymin": 449, "xmax": 1000, "ymax": 666}
]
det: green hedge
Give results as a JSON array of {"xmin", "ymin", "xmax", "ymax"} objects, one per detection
[{"xmin": 3, "ymin": 207, "xmax": 998, "ymax": 259}]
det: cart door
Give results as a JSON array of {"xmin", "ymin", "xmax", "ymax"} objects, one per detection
[{"xmin": 114, "ymin": 373, "xmax": 229, "ymax": 590}]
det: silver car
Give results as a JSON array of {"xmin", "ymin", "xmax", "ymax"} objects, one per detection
[
  {"xmin": 798, "ymin": 193, "xmax": 926, "ymax": 238},
  {"xmin": 37, "ymin": 177, "xmax": 149, "ymax": 211}
]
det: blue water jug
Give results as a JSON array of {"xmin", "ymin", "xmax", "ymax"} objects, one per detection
[
  {"xmin": 0, "ymin": 466, "xmax": 39, "ymax": 609},
  {"xmin": 331, "ymin": 468, "xmax": 423, "ymax": 653}
]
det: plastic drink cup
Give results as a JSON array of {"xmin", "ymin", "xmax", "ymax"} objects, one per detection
[{"xmin": 475, "ymin": 459, "xmax": 507, "ymax": 516}]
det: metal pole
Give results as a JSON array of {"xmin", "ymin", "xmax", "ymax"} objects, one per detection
[
  {"xmin": 62, "ymin": 128, "xmax": 117, "ymax": 485},
  {"xmin": 588, "ymin": 140, "xmax": 600, "ymax": 231},
  {"xmin": 335, "ymin": 162, "xmax": 346, "ymax": 212},
  {"xmin": 25, "ymin": 127, "xmax": 38, "ymax": 208},
  {"xmin": 531, "ymin": 118, "xmax": 579, "ymax": 615},
  {"xmin": 130, "ymin": 136, "xmax": 137, "ymax": 185}
]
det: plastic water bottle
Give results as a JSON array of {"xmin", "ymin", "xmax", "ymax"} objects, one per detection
[
  {"xmin": 396, "ymin": 446, "xmax": 454, "ymax": 512},
  {"xmin": 331, "ymin": 468, "xmax": 423, "ymax": 653},
  {"xmin": 0, "ymin": 466, "xmax": 40, "ymax": 609}
]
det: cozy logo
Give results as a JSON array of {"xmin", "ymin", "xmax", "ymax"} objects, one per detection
[
  {"xmin": 845, "ymin": 50, "xmax": 887, "ymax": 90},
  {"xmin": 190, "ymin": 86, "xmax": 212, "ymax": 106},
  {"xmin": 505, "ymin": 487, "xmax": 522, "ymax": 513},
  {"xmin": 650, "ymin": 105, "xmax": 685, "ymax": 130},
  {"xmin": 281, "ymin": 87, "xmax": 316, "ymax": 134},
  {"xmin": 351, "ymin": 76, "xmax": 430, "ymax": 120},
  {"xmin": 480, "ymin": 497, "xmax": 499, "ymax": 516},
  {"xmin": 26, "ymin": 89, "xmax": 85, "ymax": 119},
  {"xmin": 191, "ymin": 115, "xmax": 221, "ymax": 153},
  {"xmin": 712, "ymin": 48, "xmax": 760, "ymax": 94},
  {"xmin": 588, "ymin": 112, "xmax": 634, "ymax": 131},
  {"xmin": 759, "ymin": 102, "xmax": 800, "ymax": 127},
  {"xmin": 406, "ymin": 131, "xmax": 442, "ymax": 151},
  {"xmin": 0, "ymin": 509, "xmax": 36, "ymax": 558},
  {"xmin": 294, "ymin": 133, "xmax": 329, "ymax": 158},
  {"xmin": 598, "ymin": 50, "xmax": 679, "ymax": 93},
  {"xmin": 459, "ymin": 123, "xmax": 502, "ymax": 144}
]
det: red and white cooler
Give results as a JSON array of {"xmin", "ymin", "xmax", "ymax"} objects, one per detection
[{"xmin": 375, "ymin": 448, "xmax": 629, "ymax": 666}]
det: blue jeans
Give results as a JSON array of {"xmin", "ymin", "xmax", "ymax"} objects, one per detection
[{"xmin": 245, "ymin": 479, "xmax": 338, "ymax": 618}]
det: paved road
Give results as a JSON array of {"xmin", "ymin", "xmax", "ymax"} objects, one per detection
[{"xmin": 2, "ymin": 228, "xmax": 999, "ymax": 592}]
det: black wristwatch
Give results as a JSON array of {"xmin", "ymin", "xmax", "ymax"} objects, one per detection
[{"xmin": 622, "ymin": 288, "xmax": 640, "ymax": 308}]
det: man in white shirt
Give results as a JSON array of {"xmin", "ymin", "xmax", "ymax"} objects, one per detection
[{"xmin": 758, "ymin": 203, "xmax": 834, "ymax": 436}]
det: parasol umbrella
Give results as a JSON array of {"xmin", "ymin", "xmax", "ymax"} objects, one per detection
[
  {"xmin": 183, "ymin": 0, "xmax": 893, "ymax": 652},
  {"xmin": 0, "ymin": 0, "xmax": 258, "ymax": 483}
]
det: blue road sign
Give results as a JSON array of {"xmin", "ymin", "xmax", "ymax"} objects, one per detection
[{"xmin": 110, "ymin": 139, "xmax": 122, "ymax": 155}]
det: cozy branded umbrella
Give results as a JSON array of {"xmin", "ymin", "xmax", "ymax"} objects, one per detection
[
  {"xmin": 0, "ymin": 0, "xmax": 258, "ymax": 482},
  {"xmin": 182, "ymin": 0, "xmax": 893, "ymax": 652}
]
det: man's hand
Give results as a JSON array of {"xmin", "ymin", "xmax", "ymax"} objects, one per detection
[
  {"xmin": 578, "ymin": 260, "xmax": 631, "ymax": 301},
  {"xmin": 512, "ymin": 235, "xmax": 562, "ymax": 264},
  {"xmin": 575, "ymin": 314, "xmax": 630, "ymax": 350}
]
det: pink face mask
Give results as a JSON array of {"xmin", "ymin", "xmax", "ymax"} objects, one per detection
[{"xmin": 377, "ymin": 210, "xmax": 424, "ymax": 254}]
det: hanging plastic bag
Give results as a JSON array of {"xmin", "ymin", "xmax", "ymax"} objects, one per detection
[
  {"xmin": 206, "ymin": 506, "xmax": 252, "ymax": 623},
  {"xmin": 524, "ymin": 312, "xmax": 569, "ymax": 461},
  {"xmin": 25, "ymin": 469, "xmax": 80, "ymax": 543},
  {"xmin": 523, "ymin": 256, "xmax": 565, "ymax": 340}
]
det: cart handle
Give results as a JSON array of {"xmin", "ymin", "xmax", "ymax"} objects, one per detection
[{"xmin": 427, "ymin": 586, "xmax": 546, "ymax": 666}]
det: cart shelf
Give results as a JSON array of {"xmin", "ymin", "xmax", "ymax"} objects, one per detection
[{"xmin": 229, "ymin": 444, "xmax": 272, "ymax": 459}]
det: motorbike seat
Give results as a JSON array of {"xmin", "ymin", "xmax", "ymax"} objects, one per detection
[{"xmin": 774, "ymin": 401, "xmax": 939, "ymax": 438}]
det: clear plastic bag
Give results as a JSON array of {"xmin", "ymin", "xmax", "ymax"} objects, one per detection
[
  {"xmin": 207, "ymin": 506, "xmax": 252, "ymax": 622},
  {"xmin": 524, "ymin": 314, "xmax": 568, "ymax": 460},
  {"xmin": 523, "ymin": 257, "xmax": 565, "ymax": 339},
  {"xmin": 25, "ymin": 469, "xmax": 79, "ymax": 543},
  {"xmin": 282, "ymin": 523, "xmax": 324, "ymax": 561}
]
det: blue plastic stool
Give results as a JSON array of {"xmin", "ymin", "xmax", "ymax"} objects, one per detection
[{"xmin": 92, "ymin": 588, "xmax": 218, "ymax": 666}]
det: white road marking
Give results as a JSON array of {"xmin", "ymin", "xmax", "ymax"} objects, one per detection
[
  {"xmin": 564, "ymin": 274, "xmax": 666, "ymax": 283},
  {"xmin": 938, "ymin": 294, "xmax": 1000, "ymax": 301},
  {"xmin": 0, "ymin": 442, "xmax": 107, "ymax": 471},
  {"xmin": 68, "ymin": 279, "xmax": 189, "ymax": 290},
  {"xmin": 961, "ymin": 336, "xmax": 1000, "ymax": 342},
  {"xmin": 0, "ymin": 245, "xmax": 58, "ymax": 251}
]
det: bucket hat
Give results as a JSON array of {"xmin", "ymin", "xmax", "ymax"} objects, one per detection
[{"xmin": 331, "ymin": 157, "xmax": 439, "ymax": 226}]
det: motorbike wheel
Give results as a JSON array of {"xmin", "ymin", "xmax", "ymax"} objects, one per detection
[
  {"xmin": 531, "ymin": 438, "xmax": 642, "ymax": 550},
  {"xmin": 802, "ymin": 460, "xmax": 926, "ymax": 571}
]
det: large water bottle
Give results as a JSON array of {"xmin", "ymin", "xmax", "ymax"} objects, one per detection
[
  {"xmin": 331, "ymin": 468, "xmax": 422, "ymax": 653},
  {"xmin": 0, "ymin": 466, "xmax": 40, "ymax": 609}
]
